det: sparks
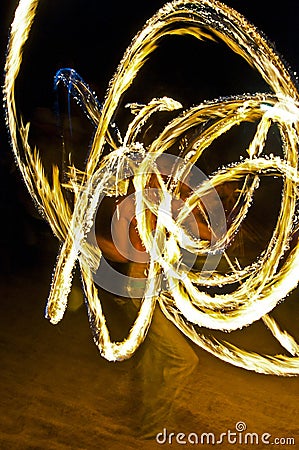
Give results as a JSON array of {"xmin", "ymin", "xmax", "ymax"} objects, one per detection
[{"xmin": 4, "ymin": 0, "xmax": 299, "ymax": 375}]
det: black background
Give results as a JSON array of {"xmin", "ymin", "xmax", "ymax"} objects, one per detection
[
  {"xmin": 1, "ymin": 0, "xmax": 299, "ymax": 233},
  {"xmin": 1, "ymin": 0, "xmax": 299, "ymax": 273}
]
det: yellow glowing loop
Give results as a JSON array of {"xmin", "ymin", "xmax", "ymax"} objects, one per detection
[{"xmin": 4, "ymin": 0, "xmax": 299, "ymax": 373}]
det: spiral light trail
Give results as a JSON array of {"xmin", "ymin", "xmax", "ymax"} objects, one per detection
[{"xmin": 4, "ymin": 0, "xmax": 299, "ymax": 374}]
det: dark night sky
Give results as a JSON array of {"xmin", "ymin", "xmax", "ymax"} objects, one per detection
[
  {"xmin": 0, "ymin": 0, "xmax": 299, "ymax": 272},
  {"xmin": 2, "ymin": 0, "xmax": 299, "ymax": 110},
  {"xmin": 1, "ymin": 1, "xmax": 299, "ymax": 131}
]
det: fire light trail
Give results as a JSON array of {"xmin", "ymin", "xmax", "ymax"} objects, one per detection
[{"xmin": 4, "ymin": 0, "xmax": 299, "ymax": 374}]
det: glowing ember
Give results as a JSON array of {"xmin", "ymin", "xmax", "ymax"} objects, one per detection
[{"xmin": 4, "ymin": 0, "xmax": 299, "ymax": 374}]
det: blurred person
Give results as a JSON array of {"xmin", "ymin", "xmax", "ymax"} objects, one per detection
[{"xmin": 96, "ymin": 169, "xmax": 211, "ymax": 439}]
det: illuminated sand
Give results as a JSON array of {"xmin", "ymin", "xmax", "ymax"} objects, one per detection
[
  {"xmin": 4, "ymin": 0, "xmax": 299, "ymax": 374},
  {"xmin": 0, "ymin": 270, "xmax": 298, "ymax": 447}
]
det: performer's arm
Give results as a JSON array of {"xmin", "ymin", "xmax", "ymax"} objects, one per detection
[{"xmin": 96, "ymin": 233, "xmax": 129, "ymax": 262}]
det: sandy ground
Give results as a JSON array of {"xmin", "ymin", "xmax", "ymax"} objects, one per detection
[{"xmin": 0, "ymin": 237, "xmax": 299, "ymax": 450}]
